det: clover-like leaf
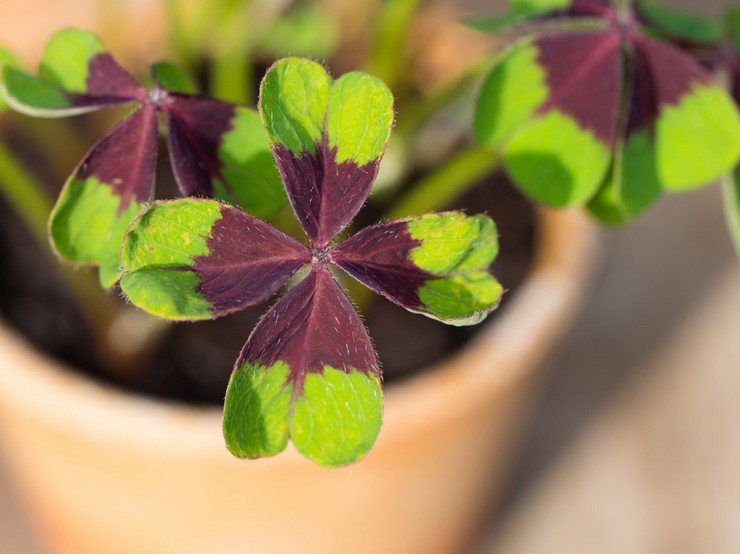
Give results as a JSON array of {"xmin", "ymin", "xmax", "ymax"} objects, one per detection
[
  {"xmin": 223, "ymin": 266, "xmax": 382, "ymax": 467},
  {"xmin": 474, "ymin": 1, "xmax": 740, "ymax": 217},
  {"xmin": 475, "ymin": 31, "xmax": 622, "ymax": 206},
  {"xmin": 259, "ymin": 57, "xmax": 394, "ymax": 247},
  {"xmin": 0, "ymin": 47, "xmax": 21, "ymax": 113},
  {"xmin": 634, "ymin": 36, "xmax": 740, "ymax": 190},
  {"xmin": 120, "ymin": 199, "xmax": 310, "ymax": 320},
  {"xmin": 588, "ymin": 49, "xmax": 661, "ymax": 224},
  {"xmin": 333, "ymin": 212, "xmax": 503, "ymax": 325},
  {"xmin": 119, "ymin": 59, "xmax": 500, "ymax": 466},
  {"xmin": 49, "ymin": 104, "xmax": 158, "ymax": 287},
  {"xmin": 165, "ymin": 95, "xmax": 287, "ymax": 217},
  {"xmin": 1, "ymin": 28, "xmax": 145, "ymax": 117}
]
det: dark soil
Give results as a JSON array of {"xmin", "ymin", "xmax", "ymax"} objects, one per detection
[{"xmin": 0, "ymin": 129, "xmax": 535, "ymax": 405}]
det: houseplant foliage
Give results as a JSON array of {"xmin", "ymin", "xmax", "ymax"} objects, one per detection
[
  {"xmin": 1, "ymin": 28, "xmax": 284, "ymax": 288},
  {"xmin": 0, "ymin": 33, "xmax": 503, "ymax": 467},
  {"xmin": 471, "ymin": 0, "xmax": 740, "ymax": 228},
  {"xmin": 0, "ymin": 1, "xmax": 736, "ymax": 467},
  {"xmin": 119, "ymin": 57, "xmax": 503, "ymax": 466}
]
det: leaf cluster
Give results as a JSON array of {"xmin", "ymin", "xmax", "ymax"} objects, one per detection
[
  {"xmin": 0, "ymin": 33, "xmax": 502, "ymax": 466},
  {"xmin": 472, "ymin": 0, "xmax": 740, "ymax": 228}
]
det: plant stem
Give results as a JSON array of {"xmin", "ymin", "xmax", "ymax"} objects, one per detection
[
  {"xmin": 366, "ymin": 0, "xmax": 422, "ymax": 91},
  {"xmin": 211, "ymin": 45, "xmax": 253, "ymax": 104},
  {"xmin": 382, "ymin": 145, "xmax": 499, "ymax": 220},
  {"xmin": 0, "ymin": 140, "xmax": 52, "ymax": 245},
  {"xmin": 0, "ymin": 139, "xmax": 168, "ymax": 380},
  {"xmin": 721, "ymin": 168, "xmax": 740, "ymax": 258}
]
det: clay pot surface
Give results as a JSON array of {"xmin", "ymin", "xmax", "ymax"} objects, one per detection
[{"xmin": 0, "ymin": 208, "xmax": 595, "ymax": 554}]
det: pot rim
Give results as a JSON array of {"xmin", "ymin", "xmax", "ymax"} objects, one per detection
[{"xmin": 0, "ymin": 207, "xmax": 596, "ymax": 464}]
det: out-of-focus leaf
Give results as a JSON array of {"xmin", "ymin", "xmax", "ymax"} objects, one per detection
[
  {"xmin": 166, "ymin": 96, "xmax": 286, "ymax": 217},
  {"xmin": 151, "ymin": 61, "xmax": 197, "ymax": 94},
  {"xmin": 49, "ymin": 105, "xmax": 158, "ymax": 287},
  {"xmin": 635, "ymin": 0, "xmax": 723, "ymax": 44},
  {"xmin": 1, "ymin": 29, "xmax": 144, "ymax": 117},
  {"xmin": 475, "ymin": 32, "xmax": 622, "ymax": 206},
  {"xmin": 634, "ymin": 36, "xmax": 740, "ymax": 190},
  {"xmin": 0, "ymin": 47, "xmax": 21, "ymax": 113}
]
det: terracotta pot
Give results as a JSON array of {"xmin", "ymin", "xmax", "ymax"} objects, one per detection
[{"xmin": 0, "ymin": 207, "xmax": 595, "ymax": 554}]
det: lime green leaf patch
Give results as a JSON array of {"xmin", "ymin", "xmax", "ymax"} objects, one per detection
[
  {"xmin": 120, "ymin": 199, "xmax": 309, "ymax": 320},
  {"xmin": 259, "ymin": 57, "xmax": 394, "ymax": 246}
]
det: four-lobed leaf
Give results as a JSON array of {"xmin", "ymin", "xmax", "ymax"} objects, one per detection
[
  {"xmin": 0, "ymin": 29, "xmax": 285, "ymax": 287},
  {"xmin": 120, "ymin": 58, "xmax": 502, "ymax": 466},
  {"xmin": 474, "ymin": 0, "xmax": 740, "ymax": 222},
  {"xmin": 259, "ymin": 57, "xmax": 394, "ymax": 247}
]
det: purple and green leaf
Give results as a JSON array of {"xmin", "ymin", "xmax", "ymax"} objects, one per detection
[
  {"xmin": 259, "ymin": 57, "xmax": 394, "ymax": 247},
  {"xmin": 633, "ymin": 35, "xmax": 740, "ymax": 190},
  {"xmin": 115, "ymin": 58, "xmax": 500, "ymax": 466},
  {"xmin": 588, "ymin": 44, "xmax": 661, "ymax": 224},
  {"xmin": 475, "ymin": 31, "xmax": 622, "ymax": 206},
  {"xmin": 49, "ymin": 104, "xmax": 158, "ymax": 288},
  {"xmin": 1, "ymin": 28, "xmax": 145, "ymax": 117},
  {"xmin": 223, "ymin": 266, "xmax": 382, "ymax": 467},
  {"xmin": 333, "ymin": 212, "xmax": 503, "ymax": 325},
  {"xmin": 166, "ymin": 95, "xmax": 286, "ymax": 217},
  {"xmin": 120, "ymin": 199, "xmax": 310, "ymax": 321}
]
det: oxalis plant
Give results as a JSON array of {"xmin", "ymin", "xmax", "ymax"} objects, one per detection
[
  {"xmin": 1, "ymin": 28, "xmax": 285, "ymax": 289},
  {"xmin": 0, "ymin": 0, "xmax": 738, "ymax": 466},
  {"xmin": 470, "ymin": 0, "xmax": 740, "ymax": 233},
  {"xmin": 121, "ymin": 58, "xmax": 501, "ymax": 466},
  {"xmin": 0, "ymin": 33, "xmax": 502, "ymax": 466}
]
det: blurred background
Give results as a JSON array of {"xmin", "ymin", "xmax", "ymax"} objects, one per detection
[{"xmin": 1, "ymin": 0, "xmax": 738, "ymax": 552}]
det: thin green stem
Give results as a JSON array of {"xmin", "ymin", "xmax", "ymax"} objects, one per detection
[
  {"xmin": 382, "ymin": 145, "xmax": 500, "ymax": 221},
  {"xmin": 721, "ymin": 169, "xmax": 740, "ymax": 258},
  {"xmin": 0, "ymin": 139, "xmax": 169, "ymax": 380},
  {"xmin": 210, "ymin": 45, "xmax": 253, "ymax": 104},
  {"xmin": 0, "ymin": 140, "xmax": 52, "ymax": 244},
  {"xmin": 366, "ymin": 0, "xmax": 423, "ymax": 92}
]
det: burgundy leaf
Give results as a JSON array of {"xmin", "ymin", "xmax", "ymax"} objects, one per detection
[
  {"xmin": 331, "ymin": 220, "xmax": 428, "ymax": 311},
  {"xmin": 78, "ymin": 103, "xmax": 158, "ymax": 211},
  {"xmin": 631, "ymin": 34, "xmax": 711, "ymax": 107},
  {"xmin": 54, "ymin": 54, "xmax": 147, "ymax": 110},
  {"xmin": 81, "ymin": 53, "xmax": 147, "ymax": 103},
  {"xmin": 273, "ymin": 142, "xmax": 380, "ymax": 248},
  {"xmin": 164, "ymin": 93, "xmax": 237, "ymax": 197},
  {"xmin": 625, "ymin": 39, "xmax": 659, "ymax": 135},
  {"xmin": 567, "ymin": 0, "xmax": 611, "ymax": 17},
  {"xmin": 238, "ymin": 265, "xmax": 379, "ymax": 392},
  {"xmin": 536, "ymin": 30, "xmax": 623, "ymax": 144},
  {"xmin": 192, "ymin": 205, "xmax": 311, "ymax": 315}
]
